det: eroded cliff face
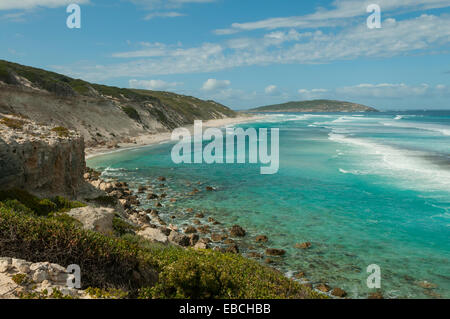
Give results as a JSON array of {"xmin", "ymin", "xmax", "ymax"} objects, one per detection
[{"xmin": 0, "ymin": 115, "xmax": 85, "ymax": 198}]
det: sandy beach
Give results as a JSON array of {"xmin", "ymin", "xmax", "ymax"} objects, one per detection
[{"xmin": 85, "ymin": 115, "xmax": 266, "ymax": 159}]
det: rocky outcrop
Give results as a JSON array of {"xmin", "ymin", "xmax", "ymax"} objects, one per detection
[
  {"xmin": 0, "ymin": 257, "xmax": 89, "ymax": 299},
  {"xmin": 0, "ymin": 115, "xmax": 85, "ymax": 197},
  {"xmin": 66, "ymin": 206, "xmax": 115, "ymax": 234}
]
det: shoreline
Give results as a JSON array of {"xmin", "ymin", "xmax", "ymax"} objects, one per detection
[{"xmin": 85, "ymin": 115, "xmax": 267, "ymax": 159}]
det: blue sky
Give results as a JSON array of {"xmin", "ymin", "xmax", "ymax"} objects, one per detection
[{"xmin": 1, "ymin": 0, "xmax": 449, "ymax": 110}]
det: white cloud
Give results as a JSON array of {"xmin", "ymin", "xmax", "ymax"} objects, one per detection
[
  {"xmin": 0, "ymin": 0, "xmax": 90, "ymax": 11},
  {"xmin": 129, "ymin": 79, "xmax": 181, "ymax": 90},
  {"xmin": 129, "ymin": 0, "xmax": 215, "ymax": 10},
  {"xmin": 265, "ymin": 85, "xmax": 280, "ymax": 95},
  {"xmin": 298, "ymin": 88, "xmax": 329, "ymax": 99},
  {"xmin": 144, "ymin": 11, "xmax": 185, "ymax": 20},
  {"xmin": 53, "ymin": 14, "xmax": 450, "ymax": 81},
  {"xmin": 202, "ymin": 79, "xmax": 230, "ymax": 91},
  {"xmin": 214, "ymin": 0, "xmax": 450, "ymax": 34}
]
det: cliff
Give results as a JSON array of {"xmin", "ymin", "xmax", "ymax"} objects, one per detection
[
  {"xmin": 250, "ymin": 99, "xmax": 378, "ymax": 113},
  {"xmin": 0, "ymin": 115, "xmax": 85, "ymax": 197},
  {"xmin": 0, "ymin": 60, "xmax": 237, "ymax": 148}
]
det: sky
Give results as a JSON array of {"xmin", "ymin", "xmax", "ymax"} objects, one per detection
[{"xmin": 1, "ymin": 0, "xmax": 450, "ymax": 110}]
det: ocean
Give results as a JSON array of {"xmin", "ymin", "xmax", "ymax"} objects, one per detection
[{"xmin": 87, "ymin": 110, "xmax": 450, "ymax": 299}]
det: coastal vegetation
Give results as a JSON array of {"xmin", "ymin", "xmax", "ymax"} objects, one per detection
[
  {"xmin": 0, "ymin": 190, "xmax": 324, "ymax": 299},
  {"xmin": 0, "ymin": 59, "xmax": 237, "ymax": 148}
]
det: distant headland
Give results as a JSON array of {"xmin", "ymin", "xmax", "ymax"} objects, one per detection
[{"xmin": 249, "ymin": 99, "xmax": 378, "ymax": 113}]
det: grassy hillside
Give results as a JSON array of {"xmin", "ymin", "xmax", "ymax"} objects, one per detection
[
  {"xmin": 0, "ymin": 60, "xmax": 236, "ymax": 145},
  {"xmin": 250, "ymin": 99, "xmax": 378, "ymax": 113}
]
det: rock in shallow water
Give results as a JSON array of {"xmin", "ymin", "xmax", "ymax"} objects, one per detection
[
  {"xmin": 265, "ymin": 248, "xmax": 286, "ymax": 256},
  {"xmin": 230, "ymin": 225, "xmax": 246, "ymax": 237}
]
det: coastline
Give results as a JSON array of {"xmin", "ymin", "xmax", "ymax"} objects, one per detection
[{"xmin": 85, "ymin": 115, "xmax": 267, "ymax": 159}]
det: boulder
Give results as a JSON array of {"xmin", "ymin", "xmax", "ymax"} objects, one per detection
[
  {"xmin": 248, "ymin": 252, "xmax": 263, "ymax": 259},
  {"xmin": 331, "ymin": 287, "xmax": 347, "ymax": 297},
  {"xmin": 12, "ymin": 259, "xmax": 32, "ymax": 273},
  {"xmin": 188, "ymin": 234, "xmax": 199, "ymax": 246},
  {"xmin": 265, "ymin": 248, "xmax": 286, "ymax": 256},
  {"xmin": 0, "ymin": 257, "xmax": 11, "ymax": 273},
  {"xmin": 368, "ymin": 292, "xmax": 383, "ymax": 299},
  {"xmin": 194, "ymin": 241, "xmax": 210, "ymax": 250},
  {"xmin": 137, "ymin": 227, "xmax": 169, "ymax": 244},
  {"xmin": 255, "ymin": 235, "xmax": 268, "ymax": 243},
  {"xmin": 147, "ymin": 193, "xmax": 159, "ymax": 200},
  {"xmin": 67, "ymin": 206, "xmax": 115, "ymax": 234},
  {"xmin": 168, "ymin": 231, "xmax": 190, "ymax": 247},
  {"xmin": 184, "ymin": 226, "xmax": 197, "ymax": 234},
  {"xmin": 225, "ymin": 244, "xmax": 239, "ymax": 254},
  {"xmin": 211, "ymin": 233, "xmax": 228, "ymax": 242},
  {"xmin": 295, "ymin": 242, "xmax": 312, "ymax": 249},
  {"xmin": 197, "ymin": 226, "xmax": 210, "ymax": 234},
  {"xmin": 230, "ymin": 225, "xmax": 246, "ymax": 237},
  {"xmin": 316, "ymin": 284, "xmax": 330, "ymax": 293}
]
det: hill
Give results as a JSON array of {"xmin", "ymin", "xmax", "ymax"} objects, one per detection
[
  {"xmin": 0, "ymin": 60, "xmax": 236, "ymax": 148},
  {"xmin": 250, "ymin": 99, "xmax": 378, "ymax": 113}
]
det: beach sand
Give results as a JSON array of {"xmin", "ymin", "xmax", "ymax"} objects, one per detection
[{"xmin": 86, "ymin": 115, "xmax": 266, "ymax": 159}]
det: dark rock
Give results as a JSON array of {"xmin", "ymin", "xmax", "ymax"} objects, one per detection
[
  {"xmin": 211, "ymin": 233, "xmax": 228, "ymax": 242},
  {"xmin": 225, "ymin": 244, "xmax": 239, "ymax": 254},
  {"xmin": 248, "ymin": 252, "xmax": 263, "ymax": 259},
  {"xmin": 368, "ymin": 292, "xmax": 383, "ymax": 299},
  {"xmin": 255, "ymin": 235, "xmax": 268, "ymax": 243},
  {"xmin": 158, "ymin": 176, "xmax": 166, "ymax": 181},
  {"xmin": 188, "ymin": 233, "xmax": 199, "ymax": 246},
  {"xmin": 197, "ymin": 226, "xmax": 210, "ymax": 234},
  {"xmin": 168, "ymin": 231, "xmax": 190, "ymax": 247},
  {"xmin": 137, "ymin": 185, "xmax": 147, "ymax": 193},
  {"xmin": 331, "ymin": 288, "xmax": 347, "ymax": 297},
  {"xmin": 294, "ymin": 272, "xmax": 306, "ymax": 279},
  {"xmin": 206, "ymin": 186, "xmax": 216, "ymax": 191},
  {"xmin": 265, "ymin": 248, "xmax": 286, "ymax": 256},
  {"xmin": 195, "ymin": 212, "xmax": 205, "ymax": 218},
  {"xmin": 184, "ymin": 226, "xmax": 197, "ymax": 234},
  {"xmin": 158, "ymin": 227, "xmax": 171, "ymax": 236},
  {"xmin": 193, "ymin": 219, "xmax": 202, "ymax": 225},
  {"xmin": 295, "ymin": 242, "xmax": 312, "ymax": 249},
  {"xmin": 147, "ymin": 193, "xmax": 159, "ymax": 199},
  {"xmin": 230, "ymin": 225, "xmax": 246, "ymax": 237}
]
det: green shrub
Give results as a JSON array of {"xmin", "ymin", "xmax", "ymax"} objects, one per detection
[
  {"xmin": 12, "ymin": 273, "xmax": 30, "ymax": 286},
  {"xmin": 51, "ymin": 126, "xmax": 70, "ymax": 138},
  {"xmin": 0, "ymin": 200, "xmax": 34, "ymax": 215},
  {"xmin": 0, "ymin": 189, "xmax": 86, "ymax": 216},
  {"xmin": 137, "ymin": 247, "xmax": 323, "ymax": 299},
  {"xmin": 0, "ymin": 117, "xmax": 25, "ymax": 130},
  {"xmin": 86, "ymin": 287, "xmax": 128, "ymax": 299},
  {"xmin": 37, "ymin": 199, "xmax": 57, "ymax": 215},
  {"xmin": 0, "ymin": 189, "xmax": 323, "ymax": 299},
  {"xmin": 86, "ymin": 195, "xmax": 117, "ymax": 207},
  {"xmin": 113, "ymin": 217, "xmax": 138, "ymax": 237},
  {"xmin": 0, "ymin": 208, "xmax": 156, "ymax": 292},
  {"xmin": 121, "ymin": 106, "xmax": 141, "ymax": 122},
  {"xmin": 52, "ymin": 196, "xmax": 85, "ymax": 212}
]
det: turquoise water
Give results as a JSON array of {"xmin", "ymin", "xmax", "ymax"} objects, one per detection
[{"xmin": 87, "ymin": 111, "xmax": 450, "ymax": 299}]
